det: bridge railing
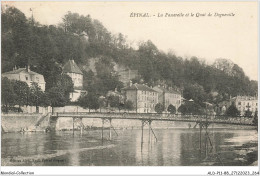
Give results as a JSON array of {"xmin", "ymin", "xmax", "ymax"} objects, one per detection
[{"xmin": 54, "ymin": 112, "xmax": 254, "ymax": 125}]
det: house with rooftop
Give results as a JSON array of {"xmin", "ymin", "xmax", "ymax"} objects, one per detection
[
  {"xmin": 2, "ymin": 66, "xmax": 46, "ymax": 91},
  {"xmin": 122, "ymin": 81, "xmax": 158, "ymax": 113},
  {"xmin": 153, "ymin": 85, "xmax": 182, "ymax": 112},
  {"xmin": 231, "ymin": 96, "xmax": 258, "ymax": 116},
  {"xmin": 63, "ymin": 60, "xmax": 85, "ymax": 102}
]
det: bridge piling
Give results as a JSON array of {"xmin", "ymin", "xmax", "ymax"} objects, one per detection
[
  {"xmin": 72, "ymin": 117, "xmax": 75, "ymax": 136},
  {"xmin": 109, "ymin": 119, "xmax": 112, "ymax": 140},
  {"xmin": 101, "ymin": 118, "xmax": 104, "ymax": 141},
  {"xmin": 199, "ymin": 123, "xmax": 202, "ymax": 151},
  {"xmin": 80, "ymin": 118, "xmax": 83, "ymax": 136},
  {"xmin": 148, "ymin": 120, "xmax": 151, "ymax": 143},
  {"xmin": 205, "ymin": 132, "xmax": 208, "ymax": 157},
  {"xmin": 141, "ymin": 120, "xmax": 144, "ymax": 145}
]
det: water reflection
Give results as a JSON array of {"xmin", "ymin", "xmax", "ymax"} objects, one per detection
[
  {"xmin": 69, "ymin": 137, "xmax": 80, "ymax": 166},
  {"xmin": 1, "ymin": 129, "xmax": 258, "ymax": 166}
]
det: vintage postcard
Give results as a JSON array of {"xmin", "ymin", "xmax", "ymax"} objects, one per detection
[{"xmin": 1, "ymin": 1, "xmax": 259, "ymax": 175}]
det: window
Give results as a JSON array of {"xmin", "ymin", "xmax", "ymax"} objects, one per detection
[
  {"xmin": 25, "ymin": 76, "xmax": 28, "ymax": 81},
  {"xmin": 36, "ymin": 77, "xmax": 39, "ymax": 82},
  {"xmin": 238, "ymin": 102, "xmax": 241, "ymax": 105}
]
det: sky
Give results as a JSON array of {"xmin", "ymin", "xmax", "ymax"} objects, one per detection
[{"xmin": 2, "ymin": 1, "xmax": 258, "ymax": 80}]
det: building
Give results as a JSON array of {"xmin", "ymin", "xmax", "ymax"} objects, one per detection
[
  {"xmin": 63, "ymin": 60, "xmax": 85, "ymax": 102},
  {"xmin": 2, "ymin": 66, "xmax": 46, "ymax": 91},
  {"xmin": 232, "ymin": 96, "xmax": 258, "ymax": 116},
  {"xmin": 122, "ymin": 82, "xmax": 158, "ymax": 113},
  {"xmin": 153, "ymin": 85, "xmax": 182, "ymax": 112}
]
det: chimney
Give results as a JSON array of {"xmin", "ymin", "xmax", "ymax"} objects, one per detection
[{"xmin": 27, "ymin": 65, "xmax": 30, "ymax": 72}]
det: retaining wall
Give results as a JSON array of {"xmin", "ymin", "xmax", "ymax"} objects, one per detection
[{"xmin": 1, "ymin": 113, "xmax": 50, "ymax": 132}]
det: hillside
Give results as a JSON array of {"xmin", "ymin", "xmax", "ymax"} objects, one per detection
[{"xmin": 1, "ymin": 7, "xmax": 257, "ymax": 106}]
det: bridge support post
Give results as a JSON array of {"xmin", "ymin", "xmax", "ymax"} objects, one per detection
[
  {"xmin": 199, "ymin": 123, "xmax": 202, "ymax": 151},
  {"xmin": 80, "ymin": 118, "xmax": 83, "ymax": 136},
  {"xmin": 72, "ymin": 117, "xmax": 75, "ymax": 136},
  {"xmin": 148, "ymin": 120, "xmax": 151, "ymax": 143},
  {"xmin": 101, "ymin": 118, "xmax": 104, "ymax": 141},
  {"xmin": 141, "ymin": 120, "xmax": 144, "ymax": 145},
  {"xmin": 205, "ymin": 131, "xmax": 207, "ymax": 157},
  {"xmin": 109, "ymin": 119, "xmax": 112, "ymax": 140},
  {"xmin": 140, "ymin": 119, "xmax": 156, "ymax": 145}
]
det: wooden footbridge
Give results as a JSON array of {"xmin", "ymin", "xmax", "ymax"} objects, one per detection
[
  {"xmin": 51, "ymin": 112, "xmax": 255, "ymax": 126},
  {"xmin": 51, "ymin": 112, "xmax": 256, "ymax": 140},
  {"xmin": 49, "ymin": 112, "xmax": 257, "ymax": 161}
]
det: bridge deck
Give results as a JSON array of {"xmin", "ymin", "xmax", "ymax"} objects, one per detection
[{"xmin": 51, "ymin": 112, "xmax": 256, "ymax": 126}]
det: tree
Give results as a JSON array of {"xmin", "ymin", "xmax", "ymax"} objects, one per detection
[
  {"xmin": 155, "ymin": 103, "xmax": 164, "ymax": 114},
  {"xmin": 244, "ymin": 109, "xmax": 253, "ymax": 117},
  {"xmin": 124, "ymin": 100, "xmax": 134, "ymax": 112},
  {"xmin": 78, "ymin": 95, "xmax": 89, "ymax": 110},
  {"xmin": 88, "ymin": 94, "xmax": 100, "ymax": 111},
  {"xmin": 28, "ymin": 83, "xmax": 45, "ymax": 113},
  {"xmin": 1, "ymin": 6, "xmax": 258, "ymax": 110},
  {"xmin": 13, "ymin": 80, "xmax": 29, "ymax": 111},
  {"xmin": 46, "ymin": 86, "xmax": 67, "ymax": 113},
  {"xmin": 107, "ymin": 95, "xmax": 120, "ymax": 109},
  {"xmin": 167, "ymin": 104, "xmax": 176, "ymax": 114},
  {"xmin": 56, "ymin": 74, "xmax": 74, "ymax": 101},
  {"xmin": 178, "ymin": 104, "xmax": 187, "ymax": 115},
  {"xmin": 78, "ymin": 92, "xmax": 99, "ymax": 112},
  {"xmin": 118, "ymin": 103, "xmax": 125, "ymax": 112},
  {"xmin": 183, "ymin": 83, "xmax": 207, "ymax": 106},
  {"xmin": 1, "ymin": 77, "xmax": 16, "ymax": 112},
  {"xmin": 177, "ymin": 102, "xmax": 202, "ymax": 115},
  {"xmin": 226, "ymin": 103, "xmax": 240, "ymax": 117}
]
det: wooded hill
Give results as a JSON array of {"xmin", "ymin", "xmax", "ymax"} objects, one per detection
[{"xmin": 1, "ymin": 7, "xmax": 257, "ymax": 107}]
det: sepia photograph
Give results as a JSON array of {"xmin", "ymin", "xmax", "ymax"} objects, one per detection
[{"xmin": 0, "ymin": 1, "xmax": 259, "ymax": 175}]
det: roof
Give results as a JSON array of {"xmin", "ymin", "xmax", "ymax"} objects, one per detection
[
  {"xmin": 123, "ymin": 83, "xmax": 157, "ymax": 92},
  {"xmin": 63, "ymin": 60, "xmax": 83, "ymax": 74},
  {"xmin": 2, "ymin": 68, "xmax": 43, "ymax": 76},
  {"xmin": 153, "ymin": 86, "xmax": 181, "ymax": 94},
  {"xmin": 232, "ymin": 96, "xmax": 258, "ymax": 101}
]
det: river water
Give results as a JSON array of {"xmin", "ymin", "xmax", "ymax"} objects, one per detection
[{"xmin": 1, "ymin": 128, "xmax": 258, "ymax": 166}]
